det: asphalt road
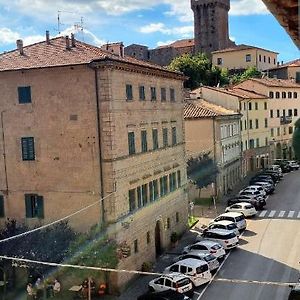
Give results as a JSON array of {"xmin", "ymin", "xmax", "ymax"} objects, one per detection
[{"xmin": 194, "ymin": 170, "xmax": 300, "ymax": 300}]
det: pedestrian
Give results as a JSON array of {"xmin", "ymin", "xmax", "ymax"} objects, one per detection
[
  {"xmin": 27, "ymin": 283, "xmax": 35, "ymax": 299},
  {"xmin": 53, "ymin": 279, "xmax": 61, "ymax": 296},
  {"xmin": 35, "ymin": 278, "xmax": 43, "ymax": 300}
]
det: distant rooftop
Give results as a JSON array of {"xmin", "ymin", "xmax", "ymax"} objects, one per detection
[
  {"xmin": 268, "ymin": 58, "xmax": 300, "ymax": 71},
  {"xmin": 211, "ymin": 44, "xmax": 279, "ymax": 55},
  {"xmin": 240, "ymin": 77, "xmax": 300, "ymax": 88},
  {"xmin": 157, "ymin": 39, "xmax": 195, "ymax": 49}
]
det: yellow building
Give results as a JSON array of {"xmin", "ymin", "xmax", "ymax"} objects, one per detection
[
  {"xmin": 236, "ymin": 78, "xmax": 300, "ymax": 159},
  {"xmin": 196, "ymin": 86, "xmax": 270, "ymax": 176},
  {"xmin": 0, "ymin": 34, "xmax": 188, "ymax": 289},
  {"xmin": 212, "ymin": 44, "xmax": 278, "ymax": 71},
  {"xmin": 184, "ymin": 99, "xmax": 241, "ymax": 196}
]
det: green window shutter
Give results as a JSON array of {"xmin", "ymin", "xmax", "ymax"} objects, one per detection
[
  {"xmin": 25, "ymin": 194, "xmax": 33, "ymax": 218},
  {"xmin": 18, "ymin": 86, "xmax": 32, "ymax": 104},
  {"xmin": 37, "ymin": 196, "xmax": 44, "ymax": 219},
  {"xmin": 141, "ymin": 130, "xmax": 147, "ymax": 152},
  {"xmin": 0, "ymin": 196, "xmax": 4, "ymax": 218},
  {"xmin": 128, "ymin": 132, "xmax": 135, "ymax": 155}
]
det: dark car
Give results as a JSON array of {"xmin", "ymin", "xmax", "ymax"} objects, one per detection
[
  {"xmin": 137, "ymin": 289, "xmax": 192, "ymax": 300},
  {"xmin": 260, "ymin": 171, "xmax": 280, "ymax": 182},
  {"xmin": 288, "ymin": 284, "xmax": 300, "ymax": 300},
  {"xmin": 227, "ymin": 196, "xmax": 265, "ymax": 210},
  {"xmin": 250, "ymin": 175, "xmax": 275, "ymax": 185}
]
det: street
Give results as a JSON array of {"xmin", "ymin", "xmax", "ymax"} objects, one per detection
[{"xmin": 195, "ymin": 170, "xmax": 300, "ymax": 300}]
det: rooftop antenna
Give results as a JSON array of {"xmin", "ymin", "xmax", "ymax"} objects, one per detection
[
  {"xmin": 74, "ymin": 17, "xmax": 84, "ymax": 41},
  {"xmin": 56, "ymin": 10, "xmax": 77, "ymax": 35}
]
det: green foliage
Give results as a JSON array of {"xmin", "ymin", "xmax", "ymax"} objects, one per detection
[
  {"xmin": 187, "ymin": 153, "xmax": 219, "ymax": 189},
  {"xmin": 231, "ymin": 67, "xmax": 262, "ymax": 84},
  {"xmin": 293, "ymin": 118, "xmax": 300, "ymax": 159},
  {"xmin": 168, "ymin": 53, "xmax": 228, "ymax": 89}
]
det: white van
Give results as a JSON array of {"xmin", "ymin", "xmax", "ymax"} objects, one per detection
[
  {"xmin": 164, "ymin": 258, "xmax": 211, "ymax": 287},
  {"xmin": 213, "ymin": 212, "xmax": 247, "ymax": 231}
]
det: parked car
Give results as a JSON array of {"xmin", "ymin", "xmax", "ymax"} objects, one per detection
[
  {"xmin": 274, "ymin": 159, "xmax": 291, "ymax": 172},
  {"xmin": 213, "ymin": 212, "xmax": 247, "ymax": 231},
  {"xmin": 182, "ymin": 240, "xmax": 226, "ymax": 260},
  {"xmin": 252, "ymin": 181, "xmax": 274, "ymax": 194},
  {"xmin": 266, "ymin": 165, "xmax": 282, "ymax": 176},
  {"xmin": 164, "ymin": 258, "xmax": 211, "ymax": 287},
  {"xmin": 225, "ymin": 202, "xmax": 257, "ymax": 217},
  {"xmin": 250, "ymin": 175, "xmax": 274, "ymax": 186},
  {"xmin": 239, "ymin": 189, "xmax": 266, "ymax": 201},
  {"xmin": 148, "ymin": 273, "xmax": 193, "ymax": 296},
  {"xmin": 288, "ymin": 160, "xmax": 300, "ymax": 170},
  {"xmin": 260, "ymin": 171, "xmax": 280, "ymax": 182},
  {"xmin": 288, "ymin": 283, "xmax": 300, "ymax": 300},
  {"xmin": 240, "ymin": 185, "xmax": 266, "ymax": 197},
  {"xmin": 173, "ymin": 252, "xmax": 220, "ymax": 272},
  {"xmin": 205, "ymin": 220, "xmax": 240, "ymax": 237},
  {"xmin": 227, "ymin": 196, "xmax": 266, "ymax": 210},
  {"xmin": 196, "ymin": 229, "xmax": 239, "ymax": 250},
  {"xmin": 137, "ymin": 289, "xmax": 192, "ymax": 300}
]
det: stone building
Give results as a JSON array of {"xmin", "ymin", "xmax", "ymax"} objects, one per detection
[
  {"xmin": 268, "ymin": 59, "xmax": 300, "ymax": 81},
  {"xmin": 0, "ymin": 34, "xmax": 188, "ymax": 289},
  {"xmin": 184, "ymin": 99, "xmax": 241, "ymax": 197}
]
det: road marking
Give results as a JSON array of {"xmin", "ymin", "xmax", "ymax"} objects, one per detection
[
  {"xmin": 259, "ymin": 210, "xmax": 267, "ymax": 218},
  {"xmin": 278, "ymin": 210, "xmax": 285, "ymax": 218},
  {"xmin": 268, "ymin": 210, "xmax": 276, "ymax": 218},
  {"xmin": 288, "ymin": 211, "xmax": 295, "ymax": 218},
  {"xmin": 297, "ymin": 212, "xmax": 300, "ymax": 218}
]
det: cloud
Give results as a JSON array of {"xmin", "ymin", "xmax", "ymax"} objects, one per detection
[
  {"xmin": 157, "ymin": 40, "xmax": 175, "ymax": 47},
  {"xmin": 230, "ymin": 0, "xmax": 269, "ymax": 15},
  {"xmin": 140, "ymin": 23, "xmax": 193, "ymax": 37},
  {"xmin": 0, "ymin": 28, "xmax": 19, "ymax": 45}
]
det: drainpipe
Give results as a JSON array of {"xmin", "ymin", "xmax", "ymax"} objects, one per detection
[
  {"xmin": 93, "ymin": 68, "xmax": 105, "ymax": 225},
  {"xmin": 0, "ymin": 110, "xmax": 8, "ymax": 195},
  {"xmin": 212, "ymin": 117, "xmax": 218, "ymax": 198}
]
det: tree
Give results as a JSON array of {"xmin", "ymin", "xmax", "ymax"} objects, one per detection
[
  {"xmin": 293, "ymin": 118, "xmax": 300, "ymax": 159},
  {"xmin": 231, "ymin": 66, "xmax": 262, "ymax": 84},
  {"xmin": 168, "ymin": 53, "xmax": 228, "ymax": 89}
]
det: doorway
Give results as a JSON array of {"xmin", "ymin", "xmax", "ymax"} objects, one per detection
[{"xmin": 155, "ymin": 221, "xmax": 162, "ymax": 257}]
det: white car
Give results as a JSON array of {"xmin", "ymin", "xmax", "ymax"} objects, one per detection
[
  {"xmin": 148, "ymin": 273, "xmax": 193, "ymax": 295},
  {"xmin": 206, "ymin": 220, "xmax": 240, "ymax": 237},
  {"xmin": 225, "ymin": 202, "xmax": 257, "ymax": 217},
  {"xmin": 241, "ymin": 185, "xmax": 266, "ymax": 197},
  {"xmin": 213, "ymin": 212, "xmax": 247, "ymax": 231},
  {"xmin": 182, "ymin": 240, "xmax": 226, "ymax": 260},
  {"xmin": 288, "ymin": 160, "xmax": 300, "ymax": 170},
  {"xmin": 196, "ymin": 229, "xmax": 239, "ymax": 250}
]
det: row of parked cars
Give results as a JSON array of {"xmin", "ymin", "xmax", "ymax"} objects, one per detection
[{"xmin": 137, "ymin": 164, "xmax": 290, "ymax": 299}]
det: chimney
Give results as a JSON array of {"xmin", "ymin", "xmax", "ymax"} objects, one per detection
[
  {"xmin": 281, "ymin": 61, "xmax": 283, "ymax": 65},
  {"xmin": 16, "ymin": 39, "xmax": 24, "ymax": 55},
  {"xmin": 120, "ymin": 42, "xmax": 124, "ymax": 57},
  {"xmin": 71, "ymin": 33, "xmax": 76, "ymax": 47},
  {"xmin": 46, "ymin": 30, "xmax": 50, "ymax": 44},
  {"xmin": 65, "ymin": 35, "xmax": 70, "ymax": 50}
]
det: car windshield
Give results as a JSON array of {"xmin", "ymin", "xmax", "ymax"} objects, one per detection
[
  {"xmin": 211, "ymin": 244, "xmax": 221, "ymax": 250},
  {"xmin": 228, "ymin": 224, "xmax": 237, "ymax": 230},
  {"xmin": 176, "ymin": 278, "xmax": 190, "ymax": 287},
  {"xmin": 235, "ymin": 215, "xmax": 245, "ymax": 222},
  {"xmin": 196, "ymin": 264, "xmax": 208, "ymax": 274},
  {"xmin": 204, "ymin": 254, "xmax": 215, "ymax": 262},
  {"xmin": 221, "ymin": 232, "xmax": 236, "ymax": 239},
  {"xmin": 245, "ymin": 204, "xmax": 253, "ymax": 209}
]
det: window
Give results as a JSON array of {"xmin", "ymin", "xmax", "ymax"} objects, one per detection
[
  {"xmin": 288, "ymin": 92, "xmax": 292, "ymax": 98},
  {"xmin": 245, "ymin": 54, "xmax": 251, "ymax": 62},
  {"xmin": 217, "ymin": 57, "xmax": 223, "ymax": 65},
  {"xmin": 294, "ymin": 109, "xmax": 298, "ymax": 117},
  {"xmin": 243, "ymin": 102, "xmax": 246, "ymax": 110},
  {"xmin": 142, "ymin": 184, "xmax": 148, "ymax": 206},
  {"xmin": 0, "ymin": 195, "xmax": 4, "ymax": 218},
  {"xmin": 146, "ymin": 231, "xmax": 151, "ymax": 244},
  {"xmin": 18, "ymin": 86, "xmax": 32, "ymax": 104},
  {"xmin": 294, "ymin": 92, "xmax": 298, "ymax": 99},
  {"xmin": 265, "ymin": 137, "xmax": 268, "ymax": 146},
  {"xmin": 161, "ymin": 88, "xmax": 166, "ymax": 102},
  {"xmin": 249, "ymin": 120, "xmax": 253, "ymax": 129},
  {"xmin": 126, "ymin": 84, "xmax": 133, "ymax": 101},
  {"xmin": 277, "ymin": 128, "xmax": 280, "ymax": 136},
  {"xmin": 264, "ymin": 118, "xmax": 268, "ymax": 128},
  {"xmin": 176, "ymin": 212, "xmax": 179, "ymax": 223},
  {"xmin": 288, "ymin": 109, "xmax": 293, "ymax": 117},
  {"xmin": 274, "ymin": 58, "xmax": 276, "ymax": 65},
  {"xmin": 150, "ymin": 87, "xmax": 157, "ymax": 101},
  {"xmin": 270, "ymin": 110, "xmax": 273, "ymax": 118},
  {"xmin": 269, "ymin": 91, "xmax": 274, "ymax": 98},
  {"xmin": 152, "ymin": 129, "xmax": 158, "ymax": 150},
  {"xmin": 275, "ymin": 92, "xmax": 280, "ymax": 99},
  {"xmin": 256, "ymin": 138, "xmax": 260, "ymax": 148},
  {"xmin": 169, "ymin": 173, "xmax": 176, "ymax": 192},
  {"xmin": 170, "ymin": 88, "xmax": 175, "ymax": 102},
  {"xmin": 141, "ymin": 130, "xmax": 148, "ymax": 152},
  {"xmin": 249, "ymin": 139, "xmax": 255, "ymax": 149},
  {"xmin": 239, "ymin": 102, "xmax": 242, "ymax": 111},
  {"xmin": 240, "ymin": 121, "xmax": 243, "ymax": 131},
  {"xmin": 177, "ymin": 170, "xmax": 181, "ymax": 187},
  {"xmin": 25, "ymin": 194, "xmax": 44, "ymax": 218},
  {"xmin": 255, "ymin": 102, "xmax": 258, "ymax": 110},
  {"xmin": 139, "ymin": 86, "xmax": 145, "ymax": 101},
  {"xmin": 283, "ymin": 127, "xmax": 286, "ymax": 135},
  {"xmin": 171, "ymin": 127, "xmax": 177, "ymax": 146},
  {"xmin": 21, "ymin": 137, "xmax": 35, "ymax": 161},
  {"xmin": 276, "ymin": 110, "xmax": 280, "ymax": 118},
  {"xmin": 271, "ymin": 128, "xmax": 274, "ymax": 137},
  {"xmin": 134, "ymin": 239, "xmax": 138, "ymax": 253},
  {"xmin": 259, "ymin": 54, "xmax": 262, "ymax": 62},
  {"xmin": 149, "ymin": 180, "xmax": 159, "ymax": 202},
  {"xmin": 255, "ymin": 119, "xmax": 259, "ymax": 129},
  {"xmin": 128, "ymin": 132, "xmax": 136, "ymax": 155},
  {"xmin": 163, "ymin": 128, "xmax": 168, "ymax": 147},
  {"xmin": 160, "ymin": 176, "xmax": 168, "ymax": 196},
  {"xmin": 137, "ymin": 187, "xmax": 142, "ymax": 208},
  {"xmin": 244, "ymin": 120, "xmax": 247, "ymax": 130},
  {"xmin": 282, "ymin": 92, "xmax": 286, "ymax": 98},
  {"xmin": 264, "ymin": 56, "xmax": 266, "ymax": 63},
  {"xmin": 245, "ymin": 140, "xmax": 248, "ymax": 149},
  {"xmin": 248, "ymin": 102, "xmax": 252, "ymax": 110},
  {"xmin": 282, "ymin": 109, "xmax": 286, "ymax": 117},
  {"xmin": 268, "ymin": 57, "xmax": 271, "ymax": 64},
  {"xmin": 264, "ymin": 102, "xmax": 267, "ymax": 110},
  {"xmin": 289, "ymin": 127, "xmax": 293, "ymax": 134},
  {"xmin": 166, "ymin": 218, "xmax": 170, "ymax": 229},
  {"xmin": 129, "ymin": 189, "xmax": 136, "ymax": 212}
]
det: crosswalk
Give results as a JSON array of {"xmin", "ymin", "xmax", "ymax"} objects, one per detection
[{"xmin": 257, "ymin": 210, "xmax": 300, "ymax": 219}]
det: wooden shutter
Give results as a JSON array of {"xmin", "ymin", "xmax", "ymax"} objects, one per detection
[
  {"xmin": 25, "ymin": 194, "xmax": 33, "ymax": 218},
  {"xmin": 37, "ymin": 196, "xmax": 44, "ymax": 219},
  {"xmin": 0, "ymin": 196, "xmax": 4, "ymax": 218}
]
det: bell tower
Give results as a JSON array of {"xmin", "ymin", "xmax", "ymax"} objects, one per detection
[{"xmin": 191, "ymin": 0, "xmax": 233, "ymax": 54}]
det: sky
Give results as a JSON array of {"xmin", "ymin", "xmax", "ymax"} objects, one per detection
[{"xmin": 0, "ymin": 0, "xmax": 298, "ymax": 62}]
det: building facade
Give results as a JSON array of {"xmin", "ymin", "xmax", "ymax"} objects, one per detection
[
  {"xmin": 268, "ymin": 59, "xmax": 300, "ymax": 81},
  {"xmin": 212, "ymin": 45, "xmax": 278, "ymax": 72},
  {"xmin": 184, "ymin": 99, "xmax": 241, "ymax": 197},
  {"xmin": 0, "ymin": 35, "xmax": 188, "ymax": 289},
  {"xmin": 236, "ymin": 78, "xmax": 300, "ymax": 160}
]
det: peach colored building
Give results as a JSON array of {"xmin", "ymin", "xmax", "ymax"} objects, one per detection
[
  {"xmin": 236, "ymin": 78, "xmax": 300, "ymax": 160},
  {"xmin": 268, "ymin": 59, "xmax": 300, "ymax": 81},
  {"xmin": 212, "ymin": 44, "xmax": 278, "ymax": 71},
  {"xmin": 0, "ymin": 34, "xmax": 188, "ymax": 289},
  {"xmin": 184, "ymin": 99, "xmax": 241, "ymax": 197}
]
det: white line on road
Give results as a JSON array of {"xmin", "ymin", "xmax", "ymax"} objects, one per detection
[
  {"xmin": 259, "ymin": 210, "xmax": 267, "ymax": 218},
  {"xmin": 288, "ymin": 211, "xmax": 295, "ymax": 218},
  {"xmin": 268, "ymin": 210, "xmax": 276, "ymax": 218},
  {"xmin": 278, "ymin": 210, "xmax": 285, "ymax": 218}
]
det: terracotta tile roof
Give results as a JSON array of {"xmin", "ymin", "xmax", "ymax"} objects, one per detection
[
  {"xmin": 211, "ymin": 44, "xmax": 278, "ymax": 54},
  {"xmin": 157, "ymin": 39, "xmax": 195, "ymax": 49},
  {"xmin": 0, "ymin": 36, "xmax": 177, "ymax": 73},
  {"xmin": 268, "ymin": 58, "xmax": 300, "ymax": 70},
  {"xmin": 184, "ymin": 99, "xmax": 238, "ymax": 119},
  {"xmin": 240, "ymin": 78, "xmax": 300, "ymax": 88},
  {"xmin": 198, "ymin": 86, "xmax": 267, "ymax": 99}
]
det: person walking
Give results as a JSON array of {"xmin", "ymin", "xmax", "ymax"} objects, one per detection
[
  {"xmin": 26, "ymin": 283, "xmax": 36, "ymax": 299},
  {"xmin": 53, "ymin": 279, "xmax": 61, "ymax": 296}
]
